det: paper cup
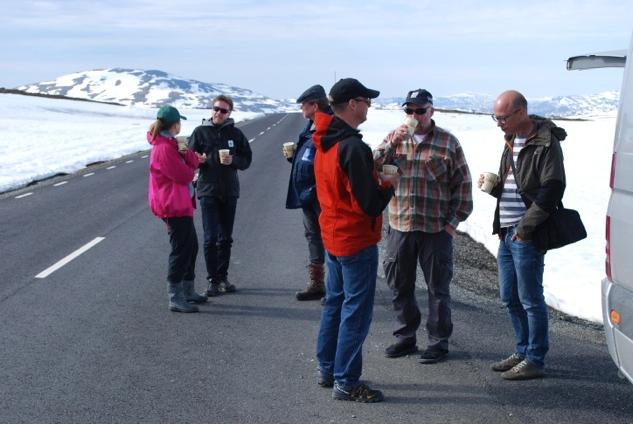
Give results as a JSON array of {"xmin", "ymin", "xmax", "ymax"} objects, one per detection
[
  {"xmin": 382, "ymin": 164, "xmax": 399, "ymax": 175},
  {"xmin": 283, "ymin": 142, "xmax": 296, "ymax": 157},
  {"xmin": 481, "ymin": 172, "xmax": 499, "ymax": 193},
  {"xmin": 219, "ymin": 149, "xmax": 230, "ymax": 163},
  {"xmin": 404, "ymin": 116, "xmax": 418, "ymax": 136},
  {"xmin": 175, "ymin": 136, "xmax": 188, "ymax": 151}
]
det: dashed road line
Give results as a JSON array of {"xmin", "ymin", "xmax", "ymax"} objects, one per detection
[
  {"xmin": 15, "ymin": 192, "xmax": 33, "ymax": 199},
  {"xmin": 125, "ymin": 160, "xmax": 134, "ymax": 164},
  {"xmin": 106, "ymin": 165, "xmax": 116, "ymax": 170},
  {"xmin": 83, "ymin": 172, "xmax": 95, "ymax": 177},
  {"xmin": 35, "ymin": 237, "xmax": 105, "ymax": 279},
  {"xmin": 53, "ymin": 181, "xmax": 68, "ymax": 187}
]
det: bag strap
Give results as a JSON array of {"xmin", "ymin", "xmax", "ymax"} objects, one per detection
[{"xmin": 509, "ymin": 148, "xmax": 563, "ymax": 209}]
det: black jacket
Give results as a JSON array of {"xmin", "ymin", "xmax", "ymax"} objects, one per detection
[{"xmin": 188, "ymin": 118, "xmax": 252, "ymax": 198}]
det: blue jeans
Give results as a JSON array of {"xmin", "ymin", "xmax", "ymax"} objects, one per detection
[
  {"xmin": 497, "ymin": 226, "xmax": 548, "ymax": 367},
  {"xmin": 199, "ymin": 196, "xmax": 237, "ymax": 281},
  {"xmin": 316, "ymin": 245, "xmax": 378, "ymax": 388}
]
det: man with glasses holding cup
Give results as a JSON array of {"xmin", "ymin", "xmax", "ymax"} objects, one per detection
[
  {"xmin": 188, "ymin": 95, "xmax": 252, "ymax": 296},
  {"xmin": 481, "ymin": 90, "xmax": 566, "ymax": 380},
  {"xmin": 374, "ymin": 88, "xmax": 472, "ymax": 364}
]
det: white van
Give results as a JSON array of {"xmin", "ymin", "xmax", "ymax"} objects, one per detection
[{"xmin": 566, "ymin": 33, "xmax": 632, "ymax": 384}]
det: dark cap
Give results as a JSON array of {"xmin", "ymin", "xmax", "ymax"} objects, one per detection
[
  {"xmin": 329, "ymin": 78, "xmax": 380, "ymax": 104},
  {"xmin": 402, "ymin": 89, "xmax": 433, "ymax": 106},
  {"xmin": 157, "ymin": 105, "xmax": 186, "ymax": 125},
  {"xmin": 296, "ymin": 84, "xmax": 327, "ymax": 103}
]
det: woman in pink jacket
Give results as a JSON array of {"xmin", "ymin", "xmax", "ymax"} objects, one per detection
[{"xmin": 148, "ymin": 105, "xmax": 207, "ymax": 312}]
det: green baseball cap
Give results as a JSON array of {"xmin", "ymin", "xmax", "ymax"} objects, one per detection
[{"xmin": 157, "ymin": 105, "xmax": 186, "ymax": 125}]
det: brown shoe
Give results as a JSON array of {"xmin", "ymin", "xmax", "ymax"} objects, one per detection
[
  {"xmin": 491, "ymin": 353, "xmax": 524, "ymax": 372},
  {"xmin": 296, "ymin": 263, "xmax": 325, "ymax": 301},
  {"xmin": 501, "ymin": 359, "xmax": 545, "ymax": 380}
]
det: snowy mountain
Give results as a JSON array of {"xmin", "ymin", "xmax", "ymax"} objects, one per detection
[
  {"xmin": 16, "ymin": 68, "xmax": 620, "ymax": 117},
  {"xmin": 17, "ymin": 68, "xmax": 295, "ymax": 113},
  {"xmin": 375, "ymin": 91, "xmax": 620, "ymax": 118}
]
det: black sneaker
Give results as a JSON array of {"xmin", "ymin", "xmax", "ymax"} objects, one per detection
[
  {"xmin": 419, "ymin": 348, "xmax": 448, "ymax": 364},
  {"xmin": 332, "ymin": 382, "xmax": 384, "ymax": 403},
  {"xmin": 385, "ymin": 340, "xmax": 418, "ymax": 358},
  {"xmin": 217, "ymin": 279, "xmax": 236, "ymax": 293},
  {"xmin": 317, "ymin": 370, "xmax": 334, "ymax": 388},
  {"xmin": 206, "ymin": 279, "xmax": 221, "ymax": 297}
]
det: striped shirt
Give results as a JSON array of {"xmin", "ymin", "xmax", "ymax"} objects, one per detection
[
  {"xmin": 375, "ymin": 122, "xmax": 473, "ymax": 233},
  {"xmin": 499, "ymin": 136, "xmax": 527, "ymax": 228}
]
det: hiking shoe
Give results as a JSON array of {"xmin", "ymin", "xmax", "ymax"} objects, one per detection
[
  {"xmin": 419, "ymin": 348, "xmax": 448, "ymax": 364},
  {"xmin": 385, "ymin": 340, "xmax": 418, "ymax": 358},
  {"xmin": 217, "ymin": 279, "xmax": 236, "ymax": 293},
  {"xmin": 332, "ymin": 382, "xmax": 384, "ymax": 403},
  {"xmin": 491, "ymin": 353, "xmax": 524, "ymax": 372},
  {"xmin": 206, "ymin": 279, "xmax": 221, "ymax": 297},
  {"xmin": 501, "ymin": 359, "xmax": 545, "ymax": 380},
  {"xmin": 317, "ymin": 370, "xmax": 334, "ymax": 388}
]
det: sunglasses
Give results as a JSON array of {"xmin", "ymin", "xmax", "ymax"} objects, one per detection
[
  {"xmin": 213, "ymin": 106, "xmax": 230, "ymax": 114},
  {"xmin": 404, "ymin": 107, "xmax": 427, "ymax": 115},
  {"xmin": 353, "ymin": 97, "xmax": 371, "ymax": 106}
]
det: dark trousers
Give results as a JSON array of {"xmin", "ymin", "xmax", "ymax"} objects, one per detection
[
  {"xmin": 164, "ymin": 217, "xmax": 198, "ymax": 284},
  {"xmin": 302, "ymin": 201, "xmax": 324, "ymax": 265},
  {"xmin": 383, "ymin": 228, "xmax": 454, "ymax": 351},
  {"xmin": 199, "ymin": 196, "xmax": 237, "ymax": 281}
]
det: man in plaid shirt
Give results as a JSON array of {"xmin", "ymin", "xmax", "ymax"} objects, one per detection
[{"xmin": 374, "ymin": 88, "xmax": 473, "ymax": 363}]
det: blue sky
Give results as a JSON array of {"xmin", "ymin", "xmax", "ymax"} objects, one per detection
[{"xmin": 1, "ymin": 0, "xmax": 631, "ymax": 99}]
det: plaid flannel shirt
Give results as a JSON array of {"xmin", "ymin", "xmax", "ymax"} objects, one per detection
[{"xmin": 375, "ymin": 121, "xmax": 473, "ymax": 233}]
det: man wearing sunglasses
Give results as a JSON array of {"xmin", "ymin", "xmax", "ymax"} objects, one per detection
[
  {"xmin": 482, "ymin": 90, "xmax": 566, "ymax": 380},
  {"xmin": 374, "ymin": 88, "xmax": 473, "ymax": 364},
  {"xmin": 283, "ymin": 84, "xmax": 332, "ymax": 301},
  {"xmin": 188, "ymin": 95, "xmax": 252, "ymax": 296},
  {"xmin": 312, "ymin": 78, "xmax": 398, "ymax": 403}
]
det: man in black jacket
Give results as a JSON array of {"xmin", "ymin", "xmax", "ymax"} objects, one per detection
[
  {"xmin": 188, "ymin": 95, "xmax": 252, "ymax": 296},
  {"xmin": 284, "ymin": 84, "xmax": 331, "ymax": 301}
]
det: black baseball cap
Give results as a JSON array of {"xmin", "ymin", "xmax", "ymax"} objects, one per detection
[
  {"xmin": 329, "ymin": 78, "xmax": 380, "ymax": 104},
  {"xmin": 402, "ymin": 89, "xmax": 433, "ymax": 106},
  {"xmin": 296, "ymin": 84, "xmax": 327, "ymax": 103}
]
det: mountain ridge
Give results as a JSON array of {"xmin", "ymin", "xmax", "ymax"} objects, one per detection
[{"xmin": 17, "ymin": 68, "xmax": 620, "ymax": 117}]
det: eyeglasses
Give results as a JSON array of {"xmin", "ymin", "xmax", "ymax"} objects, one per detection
[
  {"xmin": 213, "ymin": 106, "xmax": 230, "ymax": 114},
  {"xmin": 404, "ymin": 107, "xmax": 427, "ymax": 115},
  {"xmin": 353, "ymin": 97, "xmax": 371, "ymax": 106},
  {"xmin": 491, "ymin": 109, "xmax": 520, "ymax": 124}
]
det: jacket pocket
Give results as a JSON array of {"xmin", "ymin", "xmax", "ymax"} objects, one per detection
[{"xmin": 424, "ymin": 157, "xmax": 448, "ymax": 182}]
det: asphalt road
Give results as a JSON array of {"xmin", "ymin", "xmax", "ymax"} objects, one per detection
[{"xmin": 1, "ymin": 112, "xmax": 632, "ymax": 424}]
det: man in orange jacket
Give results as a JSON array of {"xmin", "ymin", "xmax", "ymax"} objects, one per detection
[{"xmin": 312, "ymin": 78, "xmax": 398, "ymax": 403}]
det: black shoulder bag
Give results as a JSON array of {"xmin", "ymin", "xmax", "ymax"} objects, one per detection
[{"xmin": 510, "ymin": 157, "xmax": 587, "ymax": 251}]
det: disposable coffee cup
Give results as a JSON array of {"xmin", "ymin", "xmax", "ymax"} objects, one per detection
[
  {"xmin": 404, "ymin": 116, "xmax": 418, "ymax": 136},
  {"xmin": 481, "ymin": 172, "xmax": 499, "ymax": 193},
  {"xmin": 219, "ymin": 149, "xmax": 230, "ymax": 163},
  {"xmin": 382, "ymin": 164, "xmax": 399, "ymax": 175},
  {"xmin": 283, "ymin": 142, "xmax": 296, "ymax": 158},
  {"xmin": 175, "ymin": 136, "xmax": 188, "ymax": 151}
]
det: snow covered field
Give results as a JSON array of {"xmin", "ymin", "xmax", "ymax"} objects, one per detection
[{"xmin": 0, "ymin": 93, "xmax": 615, "ymax": 322}]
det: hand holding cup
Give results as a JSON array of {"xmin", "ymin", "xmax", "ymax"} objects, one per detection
[
  {"xmin": 219, "ymin": 149, "xmax": 232, "ymax": 165},
  {"xmin": 282, "ymin": 142, "xmax": 296, "ymax": 159},
  {"xmin": 479, "ymin": 172, "xmax": 499, "ymax": 193},
  {"xmin": 175, "ymin": 136, "xmax": 189, "ymax": 152}
]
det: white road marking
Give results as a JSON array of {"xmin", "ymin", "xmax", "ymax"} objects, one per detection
[
  {"xmin": 83, "ymin": 172, "xmax": 95, "ymax": 177},
  {"xmin": 35, "ymin": 237, "xmax": 105, "ymax": 279},
  {"xmin": 249, "ymin": 138, "xmax": 255, "ymax": 143},
  {"xmin": 15, "ymin": 192, "xmax": 33, "ymax": 199},
  {"xmin": 106, "ymin": 165, "xmax": 116, "ymax": 170},
  {"xmin": 53, "ymin": 181, "xmax": 68, "ymax": 187},
  {"xmin": 267, "ymin": 127, "xmax": 271, "ymax": 130},
  {"xmin": 141, "ymin": 155, "xmax": 149, "ymax": 159},
  {"xmin": 259, "ymin": 131, "xmax": 265, "ymax": 135},
  {"xmin": 125, "ymin": 160, "xmax": 134, "ymax": 164}
]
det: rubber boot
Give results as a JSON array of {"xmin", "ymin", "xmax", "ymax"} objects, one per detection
[
  {"xmin": 168, "ymin": 282, "xmax": 199, "ymax": 313},
  {"xmin": 296, "ymin": 263, "xmax": 325, "ymax": 301},
  {"xmin": 183, "ymin": 280, "xmax": 208, "ymax": 304}
]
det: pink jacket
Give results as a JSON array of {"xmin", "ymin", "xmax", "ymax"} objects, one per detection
[{"xmin": 147, "ymin": 132, "xmax": 199, "ymax": 218}]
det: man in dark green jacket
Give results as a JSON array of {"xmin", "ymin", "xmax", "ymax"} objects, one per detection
[{"xmin": 480, "ymin": 90, "xmax": 566, "ymax": 381}]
